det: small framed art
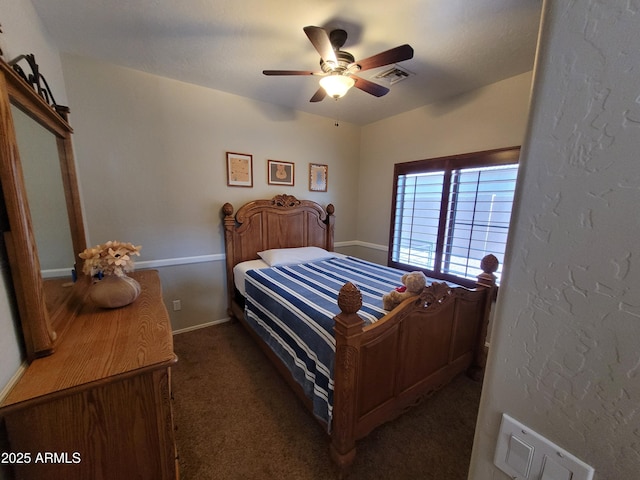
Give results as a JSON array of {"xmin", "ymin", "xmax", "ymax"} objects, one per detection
[
  {"xmin": 267, "ymin": 160, "xmax": 294, "ymax": 186},
  {"xmin": 309, "ymin": 163, "xmax": 328, "ymax": 192},
  {"xmin": 226, "ymin": 152, "xmax": 253, "ymax": 187}
]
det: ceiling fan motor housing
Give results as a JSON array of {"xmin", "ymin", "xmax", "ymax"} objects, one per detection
[{"xmin": 320, "ymin": 50, "xmax": 358, "ymax": 74}]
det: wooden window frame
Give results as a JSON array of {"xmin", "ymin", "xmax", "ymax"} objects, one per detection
[{"xmin": 388, "ymin": 146, "xmax": 520, "ymax": 288}]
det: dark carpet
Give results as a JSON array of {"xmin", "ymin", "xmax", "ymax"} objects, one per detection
[{"xmin": 172, "ymin": 321, "xmax": 481, "ymax": 479}]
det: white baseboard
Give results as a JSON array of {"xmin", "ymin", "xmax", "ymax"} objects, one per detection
[
  {"xmin": 172, "ymin": 317, "xmax": 231, "ymax": 335},
  {"xmin": 335, "ymin": 240, "xmax": 388, "ymax": 251},
  {"xmin": 0, "ymin": 361, "xmax": 28, "ymax": 403},
  {"xmin": 137, "ymin": 254, "xmax": 224, "ymax": 270}
]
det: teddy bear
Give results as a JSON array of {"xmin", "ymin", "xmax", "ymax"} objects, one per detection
[{"xmin": 382, "ymin": 271, "xmax": 428, "ymax": 311}]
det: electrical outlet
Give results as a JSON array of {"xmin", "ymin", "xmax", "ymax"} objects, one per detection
[{"xmin": 172, "ymin": 299, "xmax": 181, "ymax": 311}]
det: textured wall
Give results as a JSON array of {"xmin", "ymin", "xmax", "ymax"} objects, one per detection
[{"xmin": 470, "ymin": 1, "xmax": 640, "ymax": 479}]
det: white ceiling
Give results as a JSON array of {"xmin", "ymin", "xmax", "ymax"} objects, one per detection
[{"xmin": 31, "ymin": 0, "xmax": 542, "ymax": 126}]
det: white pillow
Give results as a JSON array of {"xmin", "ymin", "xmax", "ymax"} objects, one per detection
[{"xmin": 257, "ymin": 246, "xmax": 336, "ymax": 267}]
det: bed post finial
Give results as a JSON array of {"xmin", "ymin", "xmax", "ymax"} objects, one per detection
[
  {"xmin": 477, "ymin": 254, "xmax": 498, "ymax": 289},
  {"xmin": 326, "ymin": 204, "xmax": 335, "ymax": 251},
  {"xmin": 326, "ymin": 203, "xmax": 335, "ymax": 216},
  {"xmin": 222, "ymin": 202, "xmax": 234, "ymax": 217},
  {"xmin": 337, "ymin": 282, "xmax": 361, "ymax": 314}
]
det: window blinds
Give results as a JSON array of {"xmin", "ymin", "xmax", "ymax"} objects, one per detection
[
  {"xmin": 443, "ymin": 164, "xmax": 518, "ymax": 281},
  {"xmin": 391, "ymin": 164, "xmax": 518, "ymax": 284},
  {"xmin": 392, "ymin": 171, "xmax": 444, "ymax": 270}
]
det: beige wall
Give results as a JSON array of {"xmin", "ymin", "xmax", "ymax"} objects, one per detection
[
  {"xmin": 470, "ymin": 1, "xmax": 640, "ymax": 479},
  {"xmin": 61, "ymin": 54, "xmax": 361, "ymax": 331},
  {"xmin": 356, "ymin": 71, "xmax": 533, "ymax": 250},
  {"xmin": 0, "ymin": 0, "xmax": 68, "ymax": 106}
]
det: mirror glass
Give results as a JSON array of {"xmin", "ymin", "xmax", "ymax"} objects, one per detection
[{"xmin": 10, "ymin": 104, "xmax": 75, "ymax": 277}]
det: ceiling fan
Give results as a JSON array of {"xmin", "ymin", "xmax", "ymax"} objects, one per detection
[{"xmin": 263, "ymin": 26, "xmax": 414, "ymax": 102}]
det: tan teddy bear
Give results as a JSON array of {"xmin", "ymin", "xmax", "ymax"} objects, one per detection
[{"xmin": 382, "ymin": 271, "xmax": 428, "ymax": 311}]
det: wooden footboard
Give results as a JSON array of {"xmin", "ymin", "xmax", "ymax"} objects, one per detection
[
  {"xmin": 222, "ymin": 196, "xmax": 498, "ymax": 476},
  {"xmin": 330, "ymin": 256, "xmax": 498, "ymax": 475}
]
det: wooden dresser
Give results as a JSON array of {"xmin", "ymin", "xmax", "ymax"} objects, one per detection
[{"xmin": 0, "ymin": 270, "xmax": 178, "ymax": 480}]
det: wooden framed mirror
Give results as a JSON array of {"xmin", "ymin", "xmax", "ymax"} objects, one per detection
[{"xmin": 0, "ymin": 56, "xmax": 87, "ymax": 360}]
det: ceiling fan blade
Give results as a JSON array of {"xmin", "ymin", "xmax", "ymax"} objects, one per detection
[
  {"xmin": 263, "ymin": 70, "xmax": 321, "ymax": 76},
  {"xmin": 352, "ymin": 76, "xmax": 390, "ymax": 97},
  {"xmin": 310, "ymin": 87, "xmax": 327, "ymax": 103},
  {"xmin": 354, "ymin": 44, "xmax": 414, "ymax": 72},
  {"xmin": 303, "ymin": 26, "xmax": 338, "ymax": 66}
]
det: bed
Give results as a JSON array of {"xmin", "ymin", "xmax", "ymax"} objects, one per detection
[{"xmin": 222, "ymin": 194, "xmax": 497, "ymax": 475}]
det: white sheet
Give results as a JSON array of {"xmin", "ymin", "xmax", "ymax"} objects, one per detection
[{"xmin": 233, "ymin": 259, "xmax": 270, "ymax": 296}]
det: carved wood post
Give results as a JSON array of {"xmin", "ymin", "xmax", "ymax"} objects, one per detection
[
  {"xmin": 222, "ymin": 202, "xmax": 236, "ymax": 317},
  {"xmin": 331, "ymin": 282, "xmax": 364, "ymax": 477},
  {"xmin": 469, "ymin": 254, "xmax": 499, "ymax": 380},
  {"xmin": 325, "ymin": 203, "xmax": 335, "ymax": 251}
]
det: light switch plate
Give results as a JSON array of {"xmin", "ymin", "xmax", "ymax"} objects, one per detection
[{"xmin": 494, "ymin": 413, "xmax": 594, "ymax": 480}]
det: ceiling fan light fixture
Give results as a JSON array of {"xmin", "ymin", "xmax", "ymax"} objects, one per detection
[{"xmin": 319, "ymin": 75, "xmax": 355, "ymax": 99}]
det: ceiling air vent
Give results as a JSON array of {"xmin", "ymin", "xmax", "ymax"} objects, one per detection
[{"xmin": 373, "ymin": 64, "xmax": 414, "ymax": 85}]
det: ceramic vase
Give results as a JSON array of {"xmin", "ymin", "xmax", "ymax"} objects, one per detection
[{"xmin": 89, "ymin": 275, "xmax": 141, "ymax": 308}]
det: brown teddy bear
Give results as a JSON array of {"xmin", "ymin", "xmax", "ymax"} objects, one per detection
[{"xmin": 382, "ymin": 271, "xmax": 428, "ymax": 311}]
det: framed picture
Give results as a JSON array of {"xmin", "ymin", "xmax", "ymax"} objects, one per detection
[
  {"xmin": 226, "ymin": 152, "xmax": 253, "ymax": 187},
  {"xmin": 309, "ymin": 163, "xmax": 328, "ymax": 192},
  {"xmin": 267, "ymin": 160, "xmax": 294, "ymax": 186}
]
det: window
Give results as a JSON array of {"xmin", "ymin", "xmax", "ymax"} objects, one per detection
[{"xmin": 389, "ymin": 147, "xmax": 520, "ymax": 287}]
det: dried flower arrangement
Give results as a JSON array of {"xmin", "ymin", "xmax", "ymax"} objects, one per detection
[{"xmin": 79, "ymin": 241, "xmax": 142, "ymax": 278}]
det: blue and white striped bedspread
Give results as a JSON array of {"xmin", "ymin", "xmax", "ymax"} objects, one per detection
[{"xmin": 244, "ymin": 256, "xmax": 408, "ymax": 430}]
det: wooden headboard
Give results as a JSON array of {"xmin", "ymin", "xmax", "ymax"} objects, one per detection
[{"xmin": 222, "ymin": 194, "xmax": 335, "ymax": 311}]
